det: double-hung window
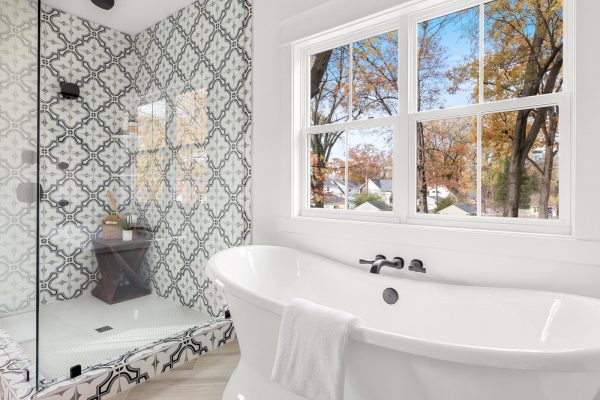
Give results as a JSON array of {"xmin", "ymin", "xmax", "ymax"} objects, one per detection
[{"xmin": 295, "ymin": 0, "xmax": 570, "ymax": 234}]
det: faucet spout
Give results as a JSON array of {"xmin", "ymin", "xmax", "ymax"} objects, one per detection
[{"xmin": 369, "ymin": 257, "xmax": 404, "ymax": 274}]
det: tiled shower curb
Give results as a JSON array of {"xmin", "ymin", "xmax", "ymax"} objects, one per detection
[
  {"xmin": 0, "ymin": 330, "xmax": 35, "ymax": 400},
  {"xmin": 0, "ymin": 319, "xmax": 235, "ymax": 400}
]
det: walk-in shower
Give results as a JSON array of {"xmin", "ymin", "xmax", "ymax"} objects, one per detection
[{"xmin": 0, "ymin": 0, "xmax": 251, "ymax": 396}]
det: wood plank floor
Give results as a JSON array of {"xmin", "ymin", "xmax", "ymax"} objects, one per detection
[{"xmin": 113, "ymin": 341, "xmax": 240, "ymax": 400}]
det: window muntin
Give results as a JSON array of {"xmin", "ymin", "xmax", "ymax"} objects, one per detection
[{"xmin": 414, "ymin": 0, "xmax": 564, "ymax": 221}]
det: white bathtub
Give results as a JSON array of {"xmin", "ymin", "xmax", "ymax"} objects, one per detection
[{"xmin": 207, "ymin": 245, "xmax": 600, "ymax": 400}]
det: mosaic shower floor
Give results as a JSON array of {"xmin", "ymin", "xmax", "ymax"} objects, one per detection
[{"xmin": 0, "ymin": 295, "xmax": 212, "ymax": 384}]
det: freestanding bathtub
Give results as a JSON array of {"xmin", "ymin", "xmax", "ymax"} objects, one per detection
[{"xmin": 207, "ymin": 246, "xmax": 600, "ymax": 400}]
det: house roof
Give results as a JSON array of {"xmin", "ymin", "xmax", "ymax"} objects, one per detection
[
  {"xmin": 454, "ymin": 203, "xmax": 477, "ymax": 214},
  {"xmin": 370, "ymin": 179, "xmax": 392, "ymax": 192},
  {"xmin": 345, "ymin": 181, "xmax": 362, "ymax": 191},
  {"xmin": 355, "ymin": 200, "xmax": 392, "ymax": 211},
  {"xmin": 336, "ymin": 180, "xmax": 362, "ymax": 193}
]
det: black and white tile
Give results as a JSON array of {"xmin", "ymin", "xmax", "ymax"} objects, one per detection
[
  {"xmin": 130, "ymin": 0, "xmax": 252, "ymax": 317},
  {"xmin": 38, "ymin": 0, "xmax": 253, "ymax": 317},
  {"xmin": 32, "ymin": 320, "xmax": 235, "ymax": 400},
  {"xmin": 38, "ymin": 5, "xmax": 137, "ymax": 304},
  {"xmin": 0, "ymin": 0, "xmax": 39, "ymax": 315}
]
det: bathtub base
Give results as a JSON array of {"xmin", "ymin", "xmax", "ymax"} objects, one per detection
[
  {"xmin": 223, "ymin": 360, "xmax": 305, "ymax": 400},
  {"xmin": 224, "ymin": 353, "xmax": 600, "ymax": 400},
  {"xmin": 224, "ymin": 294, "xmax": 600, "ymax": 400}
]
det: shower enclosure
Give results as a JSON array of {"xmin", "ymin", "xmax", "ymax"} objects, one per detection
[{"xmin": 0, "ymin": 0, "xmax": 251, "ymax": 396}]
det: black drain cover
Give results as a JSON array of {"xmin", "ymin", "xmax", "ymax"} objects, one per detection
[
  {"xmin": 95, "ymin": 326, "xmax": 113, "ymax": 333},
  {"xmin": 383, "ymin": 288, "xmax": 399, "ymax": 305}
]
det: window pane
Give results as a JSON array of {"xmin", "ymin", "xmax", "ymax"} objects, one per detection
[
  {"xmin": 309, "ymin": 132, "xmax": 346, "ymax": 209},
  {"xmin": 348, "ymin": 127, "xmax": 393, "ymax": 211},
  {"xmin": 310, "ymin": 46, "xmax": 350, "ymax": 125},
  {"xmin": 417, "ymin": 117, "xmax": 477, "ymax": 215},
  {"xmin": 484, "ymin": 0, "xmax": 563, "ymax": 102},
  {"xmin": 482, "ymin": 107, "xmax": 560, "ymax": 219},
  {"xmin": 418, "ymin": 7, "xmax": 479, "ymax": 111},
  {"xmin": 352, "ymin": 32, "xmax": 398, "ymax": 120}
]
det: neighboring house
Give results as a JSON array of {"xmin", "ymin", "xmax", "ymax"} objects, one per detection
[
  {"xmin": 529, "ymin": 194, "xmax": 558, "ymax": 219},
  {"xmin": 322, "ymin": 179, "xmax": 345, "ymax": 208},
  {"xmin": 364, "ymin": 179, "xmax": 392, "ymax": 203},
  {"xmin": 437, "ymin": 203, "xmax": 476, "ymax": 216},
  {"xmin": 427, "ymin": 186, "xmax": 450, "ymax": 199},
  {"xmin": 337, "ymin": 180, "xmax": 362, "ymax": 205},
  {"xmin": 322, "ymin": 178, "xmax": 363, "ymax": 208},
  {"xmin": 416, "ymin": 196, "xmax": 439, "ymax": 213},
  {"xmin": 354, "ymin": 200, "xmax": 393, "ymax": 212}
]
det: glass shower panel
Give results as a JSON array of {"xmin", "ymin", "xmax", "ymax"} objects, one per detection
[
  {"xmin": 34, "ymin": 0, "xmax": 251, "ymax": 389},
  {"xmin": 0, "ymin": 0, "xmax": 40, "ymax": 387}
]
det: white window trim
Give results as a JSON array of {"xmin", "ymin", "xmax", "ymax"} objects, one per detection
[{"xmin": 291, "ymin": 0, "xmax": 573, "ymax": 235}]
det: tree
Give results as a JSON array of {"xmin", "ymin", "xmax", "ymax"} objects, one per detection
[
  {"xmin": 347, "ymin": 143, "xmax": 390, "ymax": 187},
  {"xmin": 474, "ymin": 0, "xmax": 562, "ymax": 218},
  {"xmin": 421, "ymin": 118, "xmax": 477, "ymax": 204},
  {"xmin": 494, "ymin": 157, "xmax": 533, "ymax": 210},
  {"xmin": 435, "ymin": 196, "xmax": 456, "ymax": 213},
  {"xmin": 355, "ymin": 193, "xmax": 385, "ymax": 207}
]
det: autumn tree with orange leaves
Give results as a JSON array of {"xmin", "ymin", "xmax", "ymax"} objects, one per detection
[{"xmin": 448, "ymin": 0, "xmax": 563, "ymax": 218}]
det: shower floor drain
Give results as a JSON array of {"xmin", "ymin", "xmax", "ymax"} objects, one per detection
[{"xmin": 95, "ymin": 326, "xmax": 113, "ymax": 333}]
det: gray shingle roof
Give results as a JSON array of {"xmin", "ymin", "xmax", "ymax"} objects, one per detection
[
  {"xmin": 454, "ymin": 203, "xmax": 476, "ymax": 214},
  {"xmin": 371, "ymin": 179, "xmax": 392, "ymax": 192}
]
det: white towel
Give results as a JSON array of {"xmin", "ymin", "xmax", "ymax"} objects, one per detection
[{"xmin": 271, "ymin": 298, "xmax": 362, "ymax": 400}]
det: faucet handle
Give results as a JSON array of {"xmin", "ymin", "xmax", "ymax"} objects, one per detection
[
  {"xmin": 391, "ymin": 257, "xmax": 405, "ymax": 269},
  {"xmin": 409, "ymin": 259, "xmax": 426, "ymax": 273},
  {"xmin": 359, "ymin": 255, "xmax": 386, "ymax": 265}
]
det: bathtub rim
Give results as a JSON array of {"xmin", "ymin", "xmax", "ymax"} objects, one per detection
[{"xmin": 208, "ymin": 245, "xmax": 600, "ymax": 372}]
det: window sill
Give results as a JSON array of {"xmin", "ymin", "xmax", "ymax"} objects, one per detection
[{"xmin": 277, "ymin": 216, "xmax": 598, "ymax": 266}]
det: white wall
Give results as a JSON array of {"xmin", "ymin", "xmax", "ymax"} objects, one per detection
[{"xmin": 252, "ymin": 0, "xmax": 600, "ymax": 298}]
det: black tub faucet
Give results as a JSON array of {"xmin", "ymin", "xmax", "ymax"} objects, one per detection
[{"xmin": 360, "ymin": 256, "xmax": 404, "ymax": 274}]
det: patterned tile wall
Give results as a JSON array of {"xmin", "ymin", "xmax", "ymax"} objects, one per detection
[
  {"xmin": 130, "ymin": 0, "xmax": 252, "ymax": 317},
  {"xmin": 0, "ymin": 0, "xmax": 39, "ymax": 315},
  {"xmin": 37, "ymin": 0, "xmax": 252, "ymax": 314},
  {"xmin": 38, "ymin": 5, "xmax": 137, "ymax": 304}
]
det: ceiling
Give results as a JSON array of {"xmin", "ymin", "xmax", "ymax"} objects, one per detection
[{"xmin": 42, "ymin": 0, "xmax": 198, "ymax": 35}]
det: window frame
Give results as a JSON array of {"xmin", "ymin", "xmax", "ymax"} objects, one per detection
[{"xmin": 292, "ymin": 0, "xmax": 573, "ymax": 235}]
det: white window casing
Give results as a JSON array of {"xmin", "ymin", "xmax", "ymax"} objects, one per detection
[{"xmin": 291, "ymin": 0, "xmax": 573, "ymax": 235}]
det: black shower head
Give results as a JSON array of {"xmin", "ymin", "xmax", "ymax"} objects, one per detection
[{"xmin": 91, "ymin": 0, "xmax": 114, "ymax": 10}]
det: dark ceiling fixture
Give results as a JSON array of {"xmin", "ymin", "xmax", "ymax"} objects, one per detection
[
  {"xmin": 91, "ymin": 0, "xmax": 115, "ymax": 10},
  {"xmin": 59, "ymin": 82, "xmax": 80, "ymax": 100}
]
